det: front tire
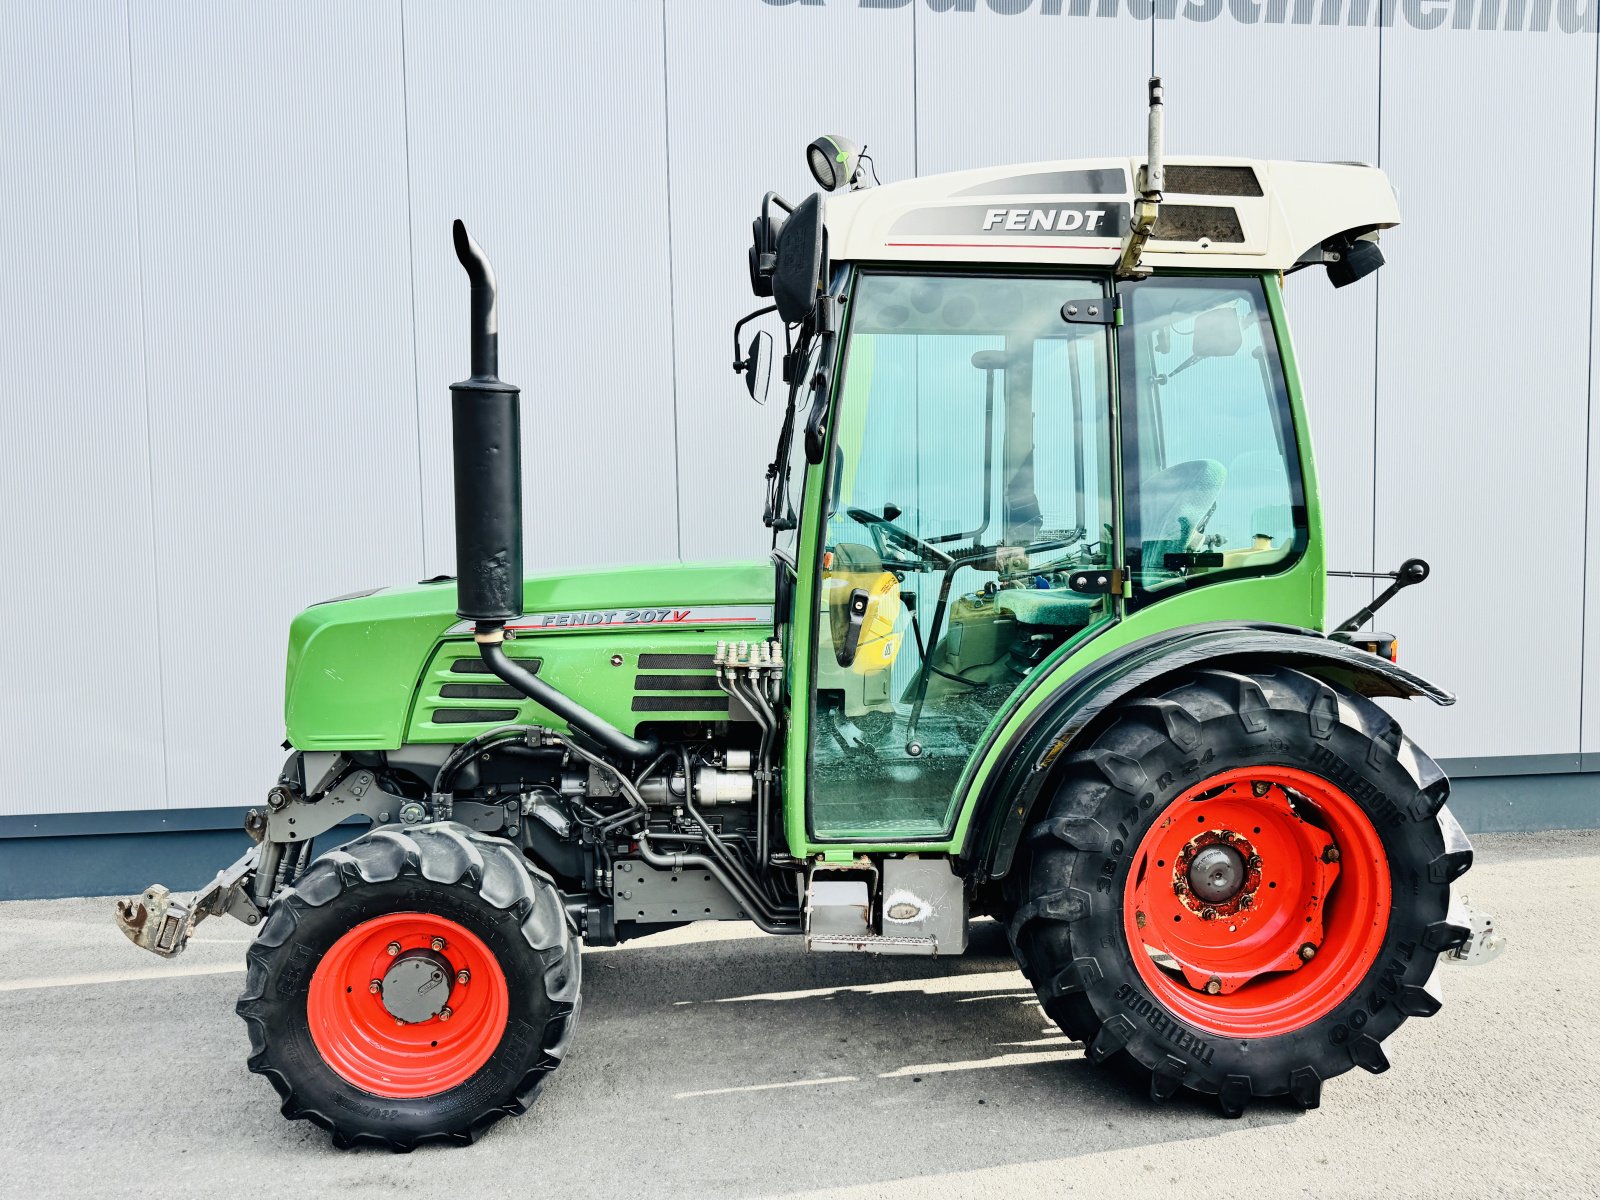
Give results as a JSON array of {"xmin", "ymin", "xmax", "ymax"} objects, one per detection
[
  {"xmin": 236, "ymin": 823, "xmax": 580, "ymax": 1150},
  {"xmin": 1009, "ymin": 666, "xmax": 1473, "ymax": 1115}
]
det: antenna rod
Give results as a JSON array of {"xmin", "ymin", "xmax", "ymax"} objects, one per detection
[{"xmin": 1116, "ymin": 76, "xmax": 1164, "ymax": 279}]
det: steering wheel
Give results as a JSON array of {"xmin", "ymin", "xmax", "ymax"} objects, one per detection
[{"xmin": 845, "ymin": 507, "xmax": 954, "ymax": 568}]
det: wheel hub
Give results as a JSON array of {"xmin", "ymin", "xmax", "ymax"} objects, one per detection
[
  {"xmin": 380, "ymin": 949, "xmax": 455, "ymax": 1024},
  {"xmin": 1188, "ymin": 843, "xmax": 1246, "ymax": 903},
  {"xmin": 1123, "ymin": 767, "xmax": 1390, "ymax": 1038},
  {"xmin": 1172, "ymin": 828, "xmax": 1262, "ymax": 918},
  {"xmin": 307, "ymin": 912, "xmax": 509, "ymax": 1099}
]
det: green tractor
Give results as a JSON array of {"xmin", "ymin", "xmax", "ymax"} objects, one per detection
[{"xmin": 116, "ymin": 81, "xmax": 1501, "ymax": 1148}]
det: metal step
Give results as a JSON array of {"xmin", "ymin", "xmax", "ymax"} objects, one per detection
[{"xmin": 807, "ymin": 932, "xmax": 942, "ymax": 956}]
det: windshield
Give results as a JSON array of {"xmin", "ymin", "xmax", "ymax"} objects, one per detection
[{"xmin": 807, "ymin": 271, "xmax": 1117, "ymax": 839}]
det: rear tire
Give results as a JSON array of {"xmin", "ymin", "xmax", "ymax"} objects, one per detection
[
  {"xmin": 1009, "ymin": 666, "xmax": 1473, "ymax": 1116},
  {"xmin": 236, "ymin": 822, "xmax": 580, "ymax": 1150}
]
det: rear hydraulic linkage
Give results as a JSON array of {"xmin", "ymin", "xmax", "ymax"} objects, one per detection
[{"xmin": 113, "ymin": 843, "xmax": 263, "ymax": 958}]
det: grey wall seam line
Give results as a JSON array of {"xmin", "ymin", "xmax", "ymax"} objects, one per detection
[
  {"xmin": 660, "ymin": 0, "xmax": 684, "ymax": 562},
  {"xmin": 123, "ymin": 0, "xmax": 172, "ymax": 817},
  {"xmin": 911, "ymin": 3, "xmax": 919, "ymax": 177},
  {"xmin": 1579, "ymin": 15, "xmax": 1600, "ymax": 754},
  {"xmin": 399, "ymin": 0, "xmax": 430, "ymax": 575},
  {"xmin": 1370, "ymin": 18, "xmax": 1383, "ymax": 597}
]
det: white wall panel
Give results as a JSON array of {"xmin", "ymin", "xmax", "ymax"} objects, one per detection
[
  {"xmin": 404, "ymin": 0, "xmax": 678, "ymax": 576},
  {"xmin": 914, "ymin": 8, "xmax": 1149, "ymax": 174},
  {"xmin": 130, "ymin": 3, "xmax": 421, "ymax": 808},
  {"xmin": 1156, "ymin": 17, "xmax": 1381, "ymax": 628},
  {"xmin": 1586, "ymin": 60, "xmax": 1600, "ymax": 758},
  {"xmin": 4, "ymin": 3, "xmax": 1599, "ymax": 822},
  {"xmin": 1377, "ymin": 21, "xmax": 1596, "ymax": 760},
  {"xmin": 0, "ymin": 2, "xmax": 165, "ymax": 814},
  {"xmin": 665, "ymin": 0, "xmax": 917, "ymax": 562}
]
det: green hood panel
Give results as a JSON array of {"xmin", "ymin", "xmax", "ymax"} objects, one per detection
[{"xmin": 285, "ymin": 560, "xmax": 773, "ymax": 750}]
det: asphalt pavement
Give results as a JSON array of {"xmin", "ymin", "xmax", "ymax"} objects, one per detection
[{"xmin": 1, "ymin": 830, "xmax": 1595, "ymax": 1199}]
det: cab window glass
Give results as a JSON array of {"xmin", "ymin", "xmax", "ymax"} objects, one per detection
[
  {"xmin": 809, "ymin": 273, "xmax": 1117, "ymax": 839},
  {"xmin": 1120, "ymin": 276, "xmax": 1304, "ymax": 604}
]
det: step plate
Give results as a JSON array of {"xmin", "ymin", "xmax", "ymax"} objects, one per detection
[{"xmin": 807, "ymin": 932, "xmax": 942, "ymax": 956}]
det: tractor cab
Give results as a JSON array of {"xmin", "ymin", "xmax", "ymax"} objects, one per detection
[{"xmin": 744, "ymin": 143, "xmax": 1396, "ymax": 847}]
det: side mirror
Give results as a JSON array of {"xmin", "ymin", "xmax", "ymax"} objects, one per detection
[
  {"xmin": 1192, "ymin": 304, "xmax": 1244, "ymax": 359},
  {"xmin": 740, "ymin": 330, "xmax": 773, "ymax": 404},
  {"xmin": 773, "ymin": 193, "xmax": 827, "ymax": 324},
  {"xmin": 748, "ymin": 193, "xmax": 788, "ymax": 299}
]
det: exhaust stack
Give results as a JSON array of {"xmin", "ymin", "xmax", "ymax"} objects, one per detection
[
  {"xmin": 450, "ymin": 220, "xmax": 524, "ymax": 623},
  {"xmin": 447, "ymin": 221, "xmax": 657, "ymax": 760}
]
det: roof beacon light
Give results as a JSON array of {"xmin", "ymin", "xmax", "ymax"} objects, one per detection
[
  {"xmin": 1116, "ymin": 77, "xmax": 1165, "ymax": 280},
  {"xmin": 807, "ymin": 134, "xmax": 868, "ymax": 193}
]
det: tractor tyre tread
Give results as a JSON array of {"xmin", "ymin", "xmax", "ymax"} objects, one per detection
[
  {"xmin": 236, "ymin": 822, "xmax": 580, "ymax": 1151},
  {"xmin": 1010, "ymin": 666, "xmax": 1470, "ymax": 1116}
]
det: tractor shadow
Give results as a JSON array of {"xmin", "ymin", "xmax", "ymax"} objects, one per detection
[{"xmin": 519, "ymin": 918, "xmax": 1302, "ymax": 1196}]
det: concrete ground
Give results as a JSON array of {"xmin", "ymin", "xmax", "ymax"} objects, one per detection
[{"xmin": 0, "ymin": 832, "xmax": 1594, "ymax": 1199}]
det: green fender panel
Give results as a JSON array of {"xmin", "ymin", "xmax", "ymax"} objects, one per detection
[{"xmin": 956, "ymin": 622, "xmax": 1454, "ymax": 882}]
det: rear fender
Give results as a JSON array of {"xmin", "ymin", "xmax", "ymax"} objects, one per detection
[{"xmin": 959, "ymin": 623, "xmax": 1453, "ymax": 883}]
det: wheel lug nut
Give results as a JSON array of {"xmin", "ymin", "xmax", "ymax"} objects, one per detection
[
  {"xmin": 456, "ymin": 968, "xmax": 471, "ymax": 985},
  {"xmin": 368, "ymin": 979, "xmax": 382, "ymax": 994},
  {"xmin": 386, "ymin": 941, "xmax": 401, "ymax": 957},
  {"xmin": 438, "ymin": 1006, "xmax": 453, "ymax": 1022},
  {"xmin": 1200, "ymin": 907, "xmax": 1218, "ymax": 921},
  {"xmin": 1205, "ymin": 976, "xmax": 1223, "ymax": 994},
  {"xmin": 1299, "ymin": 942, "xmax": 1317, "ymax": 960},
  {"xmin": 1238, "ymin": 894, "xmax": 1253, "ymax": 910},
  {"xmin": 430, "ymin": 936, "xmax": 447, "ymax": 952},
  {"xmin": 1322, "ymin": 845, "xmax": 1340, "ymax": 864},
  {"xmin": 394, "ymin": 1016, "xmax": 406, "ymax": 1026}
]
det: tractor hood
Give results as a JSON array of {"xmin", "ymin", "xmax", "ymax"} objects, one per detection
[{"xmin": 284, "ymin": 560, "xmax": 774, "ymax": 750}]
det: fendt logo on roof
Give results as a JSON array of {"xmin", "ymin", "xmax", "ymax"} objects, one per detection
[
  {"xmin": 982, "ymin": 207, "xmax": 1111, "ymax": 233},
  {"xmin": 889, "ymin": 201, "xmax": 1131, "ymax": 242}
]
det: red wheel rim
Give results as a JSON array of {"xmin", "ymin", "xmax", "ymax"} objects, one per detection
[
  {"xmin": 1122, "ymin": 766, "xmax": 1390, "ymax": 1038},
  {"xmin": 306, "ymin": 912, "xmax": 509, "ymax": 1099}
]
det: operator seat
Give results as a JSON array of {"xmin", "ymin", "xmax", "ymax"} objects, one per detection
[{"xmin": 1138, "ymin": 459, "xmax": 1226, "ymax": 589}]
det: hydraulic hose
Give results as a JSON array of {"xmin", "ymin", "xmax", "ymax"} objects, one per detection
[
  {"xmin": 558, "ymin": 734, "xmax": 798, "ymax": 930},
  {"xmin": 478, "ymin": 629, "xmax": 659, "ymax": 759},
  {"xmin": 635, "ymin": 836, "xmax": 800, "ymax": 935},
  {"xmin": 731, "ymin": 670, "xmax": 780, "ymax": 875},
  {"xmin": 433, "ymin": 723, "xmax": 547, "ymax": 796},
  {"xmin": 679, "ymin": 750, "xmax": 788, "ymax": 918}
]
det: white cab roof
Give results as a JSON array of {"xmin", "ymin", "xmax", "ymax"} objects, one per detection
[{"xmin": 823, "ymin": 156, "xmax": 1398, "ymax": 273}]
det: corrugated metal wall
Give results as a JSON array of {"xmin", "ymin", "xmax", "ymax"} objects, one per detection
[{"xmin": 1, "ymin": 1, "xmax": 1596, "ymax": 818}]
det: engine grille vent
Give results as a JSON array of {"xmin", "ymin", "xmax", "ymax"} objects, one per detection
[
  {"xmin": 632, "ymin": 662, "xmax": 728, "ymax": 713},
  {"xmin": 432, "ymin": 707, "xmax": 519, "ymax": 724},
  {"xmin": 1162, "ymin": 165, "xmax": 1263, "ymax": 197}
]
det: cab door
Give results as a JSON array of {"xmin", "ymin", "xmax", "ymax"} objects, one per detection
[{"xmin": 797, "ymin": 270, "xmax": 1123, "ymax": 844}]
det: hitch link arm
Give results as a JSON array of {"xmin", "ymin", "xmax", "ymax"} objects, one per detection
[{"xmin": 113, "ymin": 843, "xmax": 262, "ymax": 959}]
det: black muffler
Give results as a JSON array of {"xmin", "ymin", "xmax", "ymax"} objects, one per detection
[
  {"xmin": 449, "ymin": 221, "xmax": 657, "ymax": 759},
  {"xmin": 451, "ymin": 220, "xmax": 524, "ymax": 622}
]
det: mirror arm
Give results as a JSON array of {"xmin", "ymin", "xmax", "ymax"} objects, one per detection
[{"xmin": 732, "ymin": 305, "xmax": 778, "ymax": 373}]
